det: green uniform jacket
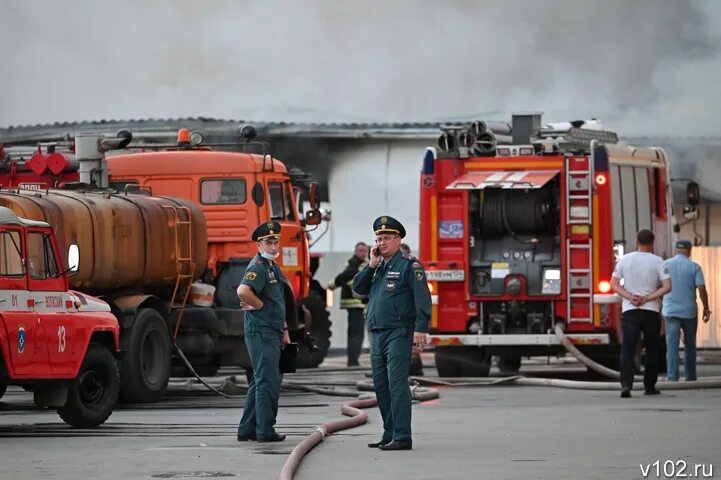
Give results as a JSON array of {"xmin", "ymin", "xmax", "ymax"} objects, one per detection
[
  {"xmin": 241, "ymin": 254, "xmax": 287, "ymax": 334},
  {"xmin": 352, "ymin": 250, "xmax": 431, "ymax": 333},
  {"xmin": 330, "ymin": 255, "xmax": 368, "ymax": 309}
]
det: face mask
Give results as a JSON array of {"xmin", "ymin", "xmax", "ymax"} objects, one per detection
[{"xmin": 260, "ymin": 251, "xmax": 279, "ymax": 261}]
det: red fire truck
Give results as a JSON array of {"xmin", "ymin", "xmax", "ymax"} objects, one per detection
[{"xmin": 419, "ymin": 114, "xmax": 675, "ymax": 376}]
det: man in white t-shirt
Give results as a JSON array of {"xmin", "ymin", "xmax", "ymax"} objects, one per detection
[{"xmin": 610, "ymin": 229, "xmax": 671, "ymax": 398}]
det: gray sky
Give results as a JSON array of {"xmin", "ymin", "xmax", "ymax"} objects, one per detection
[{"xmin": 1, "ymin": 0, "xmax": 720, "ymax": 136}]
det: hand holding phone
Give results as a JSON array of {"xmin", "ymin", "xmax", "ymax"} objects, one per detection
[{"xmin": 369, "ymin": 245, "xmax": 381, "ymax": 268}]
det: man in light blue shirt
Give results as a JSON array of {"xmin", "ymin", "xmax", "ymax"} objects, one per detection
[{"xmin": 662, "ymin": 240, "xmax": 711, "ymax": 381}]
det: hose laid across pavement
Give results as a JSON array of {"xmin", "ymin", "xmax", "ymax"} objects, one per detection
[{"xmin": 278, "ymin": 384, "xmax": 440, "ymax": 480}]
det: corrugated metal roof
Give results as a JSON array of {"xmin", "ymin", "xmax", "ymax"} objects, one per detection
[
  {"xmin": 0, "ymin": 117, "xmax": 448, "ymax": 143},
  {"xmin": 2, "ymin": 117, "xmax": 720, "ymax": 143}
]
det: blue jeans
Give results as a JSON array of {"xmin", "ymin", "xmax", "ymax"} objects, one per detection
[{"xmin": 665, "ymin": 316, "xmax": 698, "ymax": 381}]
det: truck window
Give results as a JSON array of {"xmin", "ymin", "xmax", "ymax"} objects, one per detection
[
  {"xmin": 201, "ymin": 179, "xmax": 247, "ymax": 205},
  {"xmin": 268, "ymin": 182, "xmax": 286, "ymax": 220},
  {"xmin": 285, "ymin": 183, "xmax": 296, "ymax": 221},
  {"xmin": 634, "ymin": 167, "xmax": 652, "ymax": 231},
  {"xmin": 27, "ymin": 232, "xmax": 59, "ymax": 279},
  {"xmin": 0, "ymin": 230, "xmax": 24, "ymax": 277},
  {"xmin": 619, "ymin": 166, "xmax": 638, "ymax": 248},
  {"xmin": 610, "ymin": 165, "xmax": 623, "ymax": 243}
]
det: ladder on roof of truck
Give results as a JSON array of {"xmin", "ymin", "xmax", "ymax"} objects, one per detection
[
  {"xmin": 162, "ymin": 204, "xmax": 196, "ymax": 340},
  {"xmin": 565, "ymin": 155, "xmax": 594, "ymax": 325}
]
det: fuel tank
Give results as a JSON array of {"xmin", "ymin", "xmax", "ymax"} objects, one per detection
[{"xmin": 0, "ymin": 188, "xmax": 208, "ymax": 291}]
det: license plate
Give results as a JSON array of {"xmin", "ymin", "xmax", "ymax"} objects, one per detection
[{"xmin": 425, "ymin": 270, "xmax": 465, "ymax": 282}]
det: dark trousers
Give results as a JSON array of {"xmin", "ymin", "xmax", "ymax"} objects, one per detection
[
  {"xmin": 371, "ymin": 327, "xmax": 414, "ymax": 443},
  {"xmin": 620, "ymin": 309, "xmax": 660, "ymax": 391},
  {"xmin": 347, "ymin": 308, "xmax": 366, "ymax": 366},
  {"xmin": 237, "ymin": 329, "xmax": 282, "ymax": 439}
]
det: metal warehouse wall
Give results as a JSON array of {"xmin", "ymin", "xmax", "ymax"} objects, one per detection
[{"xmin": 307, "ymin": 138, "xmax": 428, "ymax": 351}]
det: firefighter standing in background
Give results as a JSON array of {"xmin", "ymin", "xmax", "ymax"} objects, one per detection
[
  {"xmin": 236, "ymin": 221, "xmax": 290, "ymax": 442},
  {"xmin": 353, "ymin": 216, "xmax": 432, "ymax": 451},
  {"xmin": 328, "ymin": 242, "xmax": 369, "ymax": 366}
]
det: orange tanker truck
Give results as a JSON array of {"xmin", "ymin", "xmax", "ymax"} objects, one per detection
[{"xmin": 0, "ymin": 128, "xmax": 331, "ymax": 403}]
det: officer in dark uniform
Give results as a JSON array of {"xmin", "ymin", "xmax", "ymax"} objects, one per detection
[
  {"xmin": 236, "ymin": 221, "xmax": 290, "ymax": 442},
  {"xmin": 352, "ymin": 215, "xmax": 432, "ymax": 451}
]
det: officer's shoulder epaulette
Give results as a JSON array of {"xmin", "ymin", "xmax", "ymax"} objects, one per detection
[{"xmin": 403, "ymin": 254, "xmax": 424, "ymax": 270}]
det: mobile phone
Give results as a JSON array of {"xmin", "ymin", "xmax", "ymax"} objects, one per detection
[{"xmin": 372, "ymin": 246, "xmax": 380, "ymax": 257}]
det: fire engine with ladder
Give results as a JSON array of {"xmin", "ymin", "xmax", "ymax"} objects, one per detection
[{"xmin": 419, "ymin": 113, "xmax": 675, "ymax": 377}]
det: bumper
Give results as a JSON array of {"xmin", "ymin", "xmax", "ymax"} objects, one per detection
[{"xmin": 429, "ymin": 333, "xmax": 610, "ymax": 346}]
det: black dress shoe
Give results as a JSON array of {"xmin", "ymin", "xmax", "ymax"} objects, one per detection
[
  {"xmin": 644, "ymin": 388, "xmax": 661, "ymax": 395},
  {"xmin": 258, "ymin": 433, "xmax": 286, "ymax": 442},
  {"xmin": 367, "ymin": 439, "xmax": 391, "ymax": 448},
  {"xmin": 379, "ymin": 440, "xmax": 412, "ymax": 451},
  {"xmin": 237, "ymin": 434, "xmax": 256, "ymax": 441},
  {"xmin": 620, "ymin": 387, "xmax": 631, "ymax": 398}
]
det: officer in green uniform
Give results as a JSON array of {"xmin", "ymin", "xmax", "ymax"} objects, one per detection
[
  {"xmin": 352, "ymin": 215, "xmax": 432, "ymax": 451},
  {"xmin": 236, "ymin": 221, "xmax": 290, "ymax": 442}
]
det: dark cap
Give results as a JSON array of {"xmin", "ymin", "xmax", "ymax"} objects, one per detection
[
  {"xmin": 373, "ymin": 215, "xmax": 406, "ymax": 239},
  {"xmin": 252, "ymin": 221, "xmax": 282, "ymax": 241},
  {"xmin": 675, "ymin": 239, "xmax": 692, "ymax": 249}
]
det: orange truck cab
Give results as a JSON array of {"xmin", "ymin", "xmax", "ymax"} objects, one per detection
[
  {"xmin": 0, "ymin": 207, "xmax": 120, "ymax": 427},
  {"xmin": 106, "ymin": 129, "xmax": 331, "ymax": 369}
]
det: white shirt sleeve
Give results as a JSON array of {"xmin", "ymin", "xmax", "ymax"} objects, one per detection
[{"xmin": 659, "ymin": 261, "xmax": 671, "ymax": 282}]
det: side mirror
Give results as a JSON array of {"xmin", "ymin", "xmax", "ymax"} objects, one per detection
[
  {"xmin": 305, "ymin": 209, "xmax": 322, "ymax": 226},
  {"xmin": 687, "ymin": 181, "xmax": 700, "ymax": 206},
  {"xmin": 67, "ymin": 244, "xmax": 80, "ymax": 273},
  {"xmin": 308, "ymin": 182, "xmax": 320, "ymax": 210},
  {"xmin": 682, "ymin": 205, "xmax": 699, "ymax": 220}
]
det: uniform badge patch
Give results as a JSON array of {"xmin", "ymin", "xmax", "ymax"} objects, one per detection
[
  {"xmin": 381, "ymin": 216, "xmax": 388, "ymax": 224},
  {"xmin": 416, "ymin": 271, "xmax": 424, "ymax": 281},
  {"xmin": 17, "ymin": 326, "xmax": 26, "ymax": 353},
  {"xmin": 267, "ymin": 222, "xmax": 274, "ymax": 228},
  {"xmin": 412, "ymin": 261, "xmax": 421, "ymax": 268},
  {"xmin": 245, "ymin": 271, "xmax": 257, "ymax": 280}
]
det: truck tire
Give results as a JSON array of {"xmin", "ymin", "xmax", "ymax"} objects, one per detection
[
  {"xmin": 0, "ymin": 379, "xmax": 6, "ymax": 400},
  {"xmin": 120, "ymin": 308, "xmax": 171, "ymax": 403},
  {"xmin": 434, "ymin": 347, "xmax": 461, "ymax": 377},
  {"xmin": 297, "ymin": 290, "xmax": 332, "ymax": 368},
  {"xmin": 497, "ymin": 356, "xmax": 522, "ymax": 374},
  {"xmin": 58, "ymin": 343, "xmax": 119, "ymax": 427},
  {"xmin": 459, "ymin": 346, "xmax": 492, "ymax": 377}
]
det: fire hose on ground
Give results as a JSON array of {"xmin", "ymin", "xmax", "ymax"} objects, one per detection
[{"xmin": 278, "ymin": 382, "xmax": 440, "ymax": 480}]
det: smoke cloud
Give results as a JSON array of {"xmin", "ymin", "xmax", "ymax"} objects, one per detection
[{"xmin": 1, "ymin": 0, "xmax": 720, "ymax": 137}]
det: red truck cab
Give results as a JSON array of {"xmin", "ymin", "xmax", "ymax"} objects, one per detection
[{"xmin": 0, "ymin": 206, "xmax": 120, "ymax": 427}]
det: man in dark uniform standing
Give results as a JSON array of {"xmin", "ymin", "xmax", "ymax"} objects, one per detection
[
  {"xmin": 328, "ymin": 242, "xmax": 369, "ymax": 366},
  {"xmin": 236, "ymin": 221, "xmax": 290, "ymax": 442},
  {"xmin": 353, "ymin": 215, "xmax": 432, "ymax": 451}
]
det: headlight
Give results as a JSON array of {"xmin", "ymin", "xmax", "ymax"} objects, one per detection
[{"xmin": 542, "ymin": 268, "xmax": 561, "ymax": 295}]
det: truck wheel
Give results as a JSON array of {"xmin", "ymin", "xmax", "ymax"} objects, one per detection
[
  {"xmin": 0, "ymin": 379, "xmax": 6, "ymax": 400},
  {"xmin": 297, "ymin": 290, "xmax": 332, "ymax": 368},
  {"xmin": 434, "ymin": 347, "xmax": 461, "ymax": 377},
  {"xmin": 58, "ymin": 343, "xmax": 119, "ymax": 427},
  {"xmin": 459, "ymin": 346, "xmax": 491, "ymax": 377},
  {"xmin": 120, "ymin": 308, "xmax": 171, "ymax": 403},
  {"xmin": 497, "ymin": 356, "xmax": 522, "ymax": 374}
]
